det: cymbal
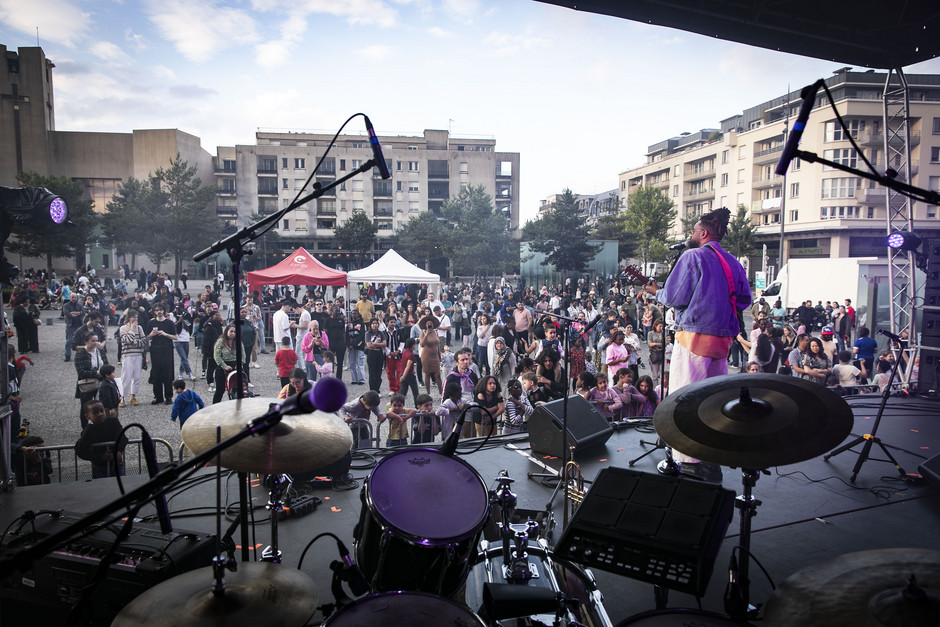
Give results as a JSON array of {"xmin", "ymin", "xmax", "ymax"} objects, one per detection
[
  {"xmin": 764, "ymin": 548, "xmax": 940, "ymax": 627},
  {"xmin": 113, "ymin": 562, "xmax": 318, "ymax": 627},
  {"xmin": 654, "ymin": 374, "xmax": 854, "ymax": 467},
  {"xmin": 181, "ymin": 397, "xmax": 352, "ymax": 474}
]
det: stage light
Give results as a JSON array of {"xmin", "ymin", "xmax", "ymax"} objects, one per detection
[
  {"xmin": 0, "ymin": 186, "xmax": 71, "ymax": 231},
  {"xmin": 887, "ymin": 231, "xmax": 922, "ymax": 251}
]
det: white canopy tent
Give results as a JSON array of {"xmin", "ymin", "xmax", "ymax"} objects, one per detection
[{"xmin": 346, "ymin": 249, "xmax": 441, "ymax": 303}]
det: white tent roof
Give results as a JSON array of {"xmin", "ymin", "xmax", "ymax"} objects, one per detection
[{"xmin": 346, "ymin": 249, "xmax": 441, "ymax": 285}]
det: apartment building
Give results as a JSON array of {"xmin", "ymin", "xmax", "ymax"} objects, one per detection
[{"xmin": 619, "ymin": 69, "xmax": 940, "ymax": 275}]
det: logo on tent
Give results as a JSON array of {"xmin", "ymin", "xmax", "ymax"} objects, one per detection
[{"xmin": 294, "ymin": 255, "xmax": 308, "ymax": 265}]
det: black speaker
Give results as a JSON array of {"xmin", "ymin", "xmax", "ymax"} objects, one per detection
[
  {"xmin": 920, "ymin": 239, "xmax": 940, "ymax": 392},
  {"xmin": 528, "ymin": 395, "xmax": 613, "ymax": 455},
  {"xmin": 918, "ymin": 453, "xmax": 940, "ymax": 492}
]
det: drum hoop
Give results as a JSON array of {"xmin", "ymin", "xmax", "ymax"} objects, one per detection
[
  {"xmin": 325, "ymin": 590, "xmax": 486, "ymax": 625},
  {"xmin": 364, "ymin": 447, "xmax": 490, "ymax": 543}
]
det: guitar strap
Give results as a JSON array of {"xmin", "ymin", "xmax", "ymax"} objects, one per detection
[{"xmin": 705, "ymin": 243, "xmax": 736, "ymax": 310}]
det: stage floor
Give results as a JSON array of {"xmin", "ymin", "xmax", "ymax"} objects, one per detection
[{"xmin": 1, "ymin": 392, "xmax": 938, "ymax": 625}]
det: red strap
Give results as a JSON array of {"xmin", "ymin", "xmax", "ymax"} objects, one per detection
[{"xmin": 706, "ymin": 244, "xmax": 737, "ymax": 310}]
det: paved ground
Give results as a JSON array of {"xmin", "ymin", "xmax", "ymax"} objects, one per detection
[{"xmin": 11, "ymin": 304, "xmax": 663, "ymax": 480}]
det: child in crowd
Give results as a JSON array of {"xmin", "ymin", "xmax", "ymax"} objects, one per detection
[
  {"xmin": 587, "ymin": 374, "xmax": 622, "ymax": 421},
  {"xmin": 412, "ymin": 393, "xmax": 438, "ymax": 444},
  {"xmin": 98, "ymin": 364, "xmax": 122, "ymax": 419},
  {"xmin": 441, "ymin": 344, "xmax": 455, "ymax": 372},
  {"xmin": 503, "ymin": 378, "xmax": 533, "ymax": 434},
  {"xmin": 745, "ymin": 362, "xmax": 762, "ymax": 373},
  {"xmin": 75, "ymin": 400, "xmax": 126, "ymax": 479},
  {"xmin": 474, "ymin": 375, "xmax": 504, "ymax": 437},
  {"xmin": 635, "ymin": 375, "xmax": 660, "ymax": 416},
  {"xmin": 342, "ymin": 390, "xmax": 385, "ymax": 449},
  {"xmin": 275, "ymin": 337, "xmax": 298, "ymax": 387},
  {"xmin": 12, "ymin": 434, "xmax": 52, "ymax": 486},
  {"xmin": 171, "ymin": 379, "xmax": 205, "ymax": 429},
  {"xmin": 832, "ymin": 350, "xmax": 866, "ymax": 387},
  {"xmin": 575, "ymin": 371, "xmax": 596, "ymax": 399},
  {"xmin": 436, "ymin": 382, "xmax": 464, "ymax": 437},
  {"xmin": 521, "ymin": 371, "xmax": 545, "ymax": 406},
  {"xmin": 613, "ymin": 368, "xmax": 645, "ymax": 419},
  {"xmin": 316, "ymin": 350, "xmax": 335, "ymax": 379},
  {"xmin": 382, "ymin": 393, "xmax": 412, "ymax": 447},
  {"xmin": 872, "ymin": 359, "xmax": 892, "ymax": 391}
]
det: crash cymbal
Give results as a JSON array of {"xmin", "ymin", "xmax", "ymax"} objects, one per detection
[
  {"xmin": 763, "ymin": 548, "xmax": 940, "ymax": 627},
  {"xmin": 113, "ymin": 562, "xmax": 318, "ymax": 627},
  {"xmin": 181, "ymin": 397, "xmax": 352, "ymax": 474},
  {"xmin": 654, "ymin": 374, "xmax": 854, "ymax": 467}
]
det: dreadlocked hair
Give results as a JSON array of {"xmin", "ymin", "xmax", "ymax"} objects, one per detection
[{"xmin": 699, "ymin": 207, "xmax": 731, "ymax": 239}]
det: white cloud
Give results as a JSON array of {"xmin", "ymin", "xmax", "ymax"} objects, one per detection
[
  {"xmin": 585, "ymin": 58, "xmax": 613, "ymax": 84},
  {"xmin": 146, "ymin": 0, "xmax": 259, "ymax": 63},
  {"xmin": 255, "ymin": 12, "xmax": 309, "ymax": 68},
  {"xmin": 252, "ymin": 0, "xmax": 399, "ymax": 28},
  {"xmin": 357, "ymin": 44, "xmax": 393, "ymax": 62},
  {"xmin": 153, "ymin": 65, "xmax": 177, "ymax": 80},
  {"xmin": 125, "ymin": 28, "xmax": 148, "ymax": 50},
  {"xmin": 428, "ymin": 26, "xmax": 453, "ymax": 39},
  {"xmin": 482, "ymin": 31, "xmax": 549, "ymax": 55},
  {"xmin": 0, "ymin": 0, "xmax": 92, "ymax": 48},
  {"xmin": 90, "ymin": 41, "xmax": 131, "ymax": 64},
  {"xmin": 441, "ymin": 0, "xmax": 479, "ymax": 20}
]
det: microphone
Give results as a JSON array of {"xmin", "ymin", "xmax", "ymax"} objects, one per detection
[
  {"xmin": 775, "ymin": 80, "xmax": 822, "ymax": 176},
  {"xmin": 337, "ymin": 539, "xmax": 372, "ymax": 596},
  {"xmin": 877, "ymin": 328, "xmax": 906, "ymax": 345},
  {"xmin": 724, "ymin": 552, "xmax": 745, "ymax": 618},
  {"xmin": 141, "ymin": 430, "xmax": 173, "ymax": 534},
  {"xmin": 668, "ymin": 242, "xmax": 687, "ymax": 251},
  {"xmin": 440, "ymin": 406, "xmax": 471, "ymax": 457},
  {"xmin": 364, "ymin": 115, "xmax": 391, "ymax": 180},
  {"xmin": 275, "ymin": 376, "xmax": 348, "ymax": 416}
]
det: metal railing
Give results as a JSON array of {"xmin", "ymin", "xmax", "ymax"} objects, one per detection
[{"xmin": 11, "ymin": 437, "xmax": 176, "ymax": 486}]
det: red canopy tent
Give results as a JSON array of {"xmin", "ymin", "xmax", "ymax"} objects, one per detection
[{"xmin": 246, "ymin": 247, "xmax": 347, "ymax": 297}]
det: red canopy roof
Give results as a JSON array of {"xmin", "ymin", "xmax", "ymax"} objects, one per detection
[{"xmin": 247, "ymin": 247, "xmax": 347, "ymax": 295}]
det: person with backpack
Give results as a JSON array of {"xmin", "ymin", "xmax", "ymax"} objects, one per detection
[{"xmin": 170, "ymin": 379, "xmax": 205, "ymax": 429}]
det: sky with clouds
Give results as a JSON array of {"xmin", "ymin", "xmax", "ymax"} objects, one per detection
[{"xmin": 2, "ymin": 0, "xmax": 939, "ymax": 222}]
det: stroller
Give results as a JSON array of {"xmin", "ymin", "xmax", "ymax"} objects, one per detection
[{"xmin": 225, "ymin": 370, "xmax": 254, "ymax": 400}]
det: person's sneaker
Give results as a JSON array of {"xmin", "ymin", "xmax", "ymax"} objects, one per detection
[
  {"xmin": 208, "ymin": 385, "xmax": 216, "ymax": 392},
  {"xmin": 164, "ymin": 399, "xmax": 173, "ymax": 405},
  {"xmin": 151, "ymin": 399, "xmax": 163, "ymax": 405},
  {"xmin": 118, "ymin": 402, "xmax": 126, "ymax": 408},
  {"xmin": 247, "ymin": 382, "xmax": 255, "ymax": 389},
  {"xmin": 130, "ymin": 395, "xmax": 139, "ymax": 406},
  {"xmin": 64, "ymin": 356, "xmax": 70, "ymax": 362},
  {"xmin": 201, "ymin": 371, "xmax": 207, "ymax": 378},
  {"xmin": 190, "ymin": 374, "xmax": 196, "ymax": 382},
  {"xmin": 251, "ymin": 363, "xmax": 261, "ymax": 369}
]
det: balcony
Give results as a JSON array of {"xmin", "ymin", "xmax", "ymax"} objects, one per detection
[
  {"xmin": 857, "ymin": 188, "xmax": 888, "ymax": 204},
  {"xmin": 373, "ymin": 183, "xmax": 393, "ymax": 198},
  {"xmin": 257, "ymin": 167, "xmax": 278, "ymax": 176},
  {"xmin": 257, "ymin": 187, "xmax": 278, "ymax": 197},
  {"xmin": 317, "ymin": 208, "xmax": 337, "ymax": 216},
  {"xmin": 215, "ymin": 207, "xmax": 238, "ymax": 217},
  {"xmin": 214, "ymin": 168, "xmax": 236, "ymax": 175},
  {"xmin": 750, "ymin": 198, "xmax": 782, "ymax": 214},
  {"xmin": 753, "ymin": 144, "xmax": 783, "ymax": 165},
  {"xmin": 855, "ymin": 130, "xmax": 921, "ymax": 147},
  {"xmin": 685, "ymin": 187, "xmax": 715, "ymax": 200},
  {"xmin": 218, "ymin": 188, "xmax": 236, "ymax": 196},
  {"xmin": 684, "ymin": 166, "xmax": 715, "ymax": 181},
  {"xmin": 753, "ymin": 174, "xmax": 784, "ymax": 190},
  {"xmin": 373, "ymin": 208, "xmax": 393, "ymax": 218}
]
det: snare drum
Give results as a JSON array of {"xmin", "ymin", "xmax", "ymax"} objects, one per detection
[
  {"xmin": 466, "ymin": 540, "xmax": 613, "ymax": 627},
  {"xmin": 323, "ymin": 591, "xmax": 486, "ymax": 626},
  {"xmin": 354, "ymin": 448, "xmax": 489, "ymax": 596}
]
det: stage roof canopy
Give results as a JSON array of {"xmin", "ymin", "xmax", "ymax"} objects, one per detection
[{"xmin": 536, "ymin": 0, "xmax": 940, "ymax": 69}]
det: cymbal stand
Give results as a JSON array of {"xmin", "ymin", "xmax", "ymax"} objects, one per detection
[
  {"xmin": 725, "ymin": 468, "xmax": 764, "ymax": 621},
  {"xmin": 629, "ymin": 437, "xmax": 668, "ymax": 467},
  {"xmin": 261, "ymin": 474, "xmax": 292, "ymax": 563},
  {"xmin": 823, "ymin": 335, "xmax": 908, "ymax": 482},
  {"xmin": 492, "ymin": 471, "xmax": 517, "ymax": 569},
  {"xmin": 212, "ymin": 426, "xmax": 236, "ymax": 596}
]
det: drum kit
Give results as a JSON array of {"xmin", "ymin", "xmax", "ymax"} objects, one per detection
[{"xmin": 109, "ymin": 374, "xmax": 937, "ymax": 626}]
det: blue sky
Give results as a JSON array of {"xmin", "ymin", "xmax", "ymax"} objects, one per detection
[{"xmin": 2, "ymin": 0, "xmax": 939, "ymax": 222}]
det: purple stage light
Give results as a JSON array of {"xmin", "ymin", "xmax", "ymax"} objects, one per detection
[{"xmin": 49, "ymin": 197, "xmax": 68, "ymax": 224}]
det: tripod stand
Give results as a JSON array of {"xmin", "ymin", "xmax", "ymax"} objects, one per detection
[{"xmin": 824, "ymin": 333, "xmax": 908, "ymax": 483}]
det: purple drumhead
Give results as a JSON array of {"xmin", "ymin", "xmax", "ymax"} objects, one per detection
[
  {"xmin": 368, "ymin": 450, "xmax": 487, "ymax": 540},
  {"xmin": 326, "ymin": 591, "xmax": 486, "ymax": 626}
]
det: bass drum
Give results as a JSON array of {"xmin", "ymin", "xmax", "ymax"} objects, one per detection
[
  {"xmin": 354, "ymin": 448, "xmax": 489, "ymax": 596},
  {"xmin": 323, "ymin": 591, "xmax": 486, "ymax": 626},
  {"xmin": 616, "ymin": 609, "xmax": 754, "ymax": 625},
  {"xmin": 465, "ymin": 540, "xmax": 613, "ymax": 627}
]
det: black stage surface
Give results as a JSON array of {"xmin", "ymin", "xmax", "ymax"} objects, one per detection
[{"xmin": 1, "ymin": 392, "xmax": 938, "ymax": 625}]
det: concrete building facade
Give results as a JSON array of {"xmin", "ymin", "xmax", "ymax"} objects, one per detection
[{"xmin": 619, "ymin": 69, "xmax": 940, "ymax": 278}]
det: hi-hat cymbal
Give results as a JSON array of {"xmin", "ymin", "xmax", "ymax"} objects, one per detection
[
  {"xmin": 654, "ymin": 374, "xmax": 854, "ymax": 468},
  {"xmin": 763, "ymin": 548, "xmax": 940, "ymax": 627},
  {"xmin": 181, "ymin": 397, "xmax": 352, "ymax": 474},
  {"xmin": 113, "ymin": 562, "xmax": 318, "ymax": 627}
]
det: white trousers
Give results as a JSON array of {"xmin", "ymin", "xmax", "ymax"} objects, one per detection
[
  {"xmin": 121, "ymin": 354, "xmax": 142, "ymax": 398},
  {"xmin": 668, "ymin": 340, "xmax": 728, "ymax": 464}
]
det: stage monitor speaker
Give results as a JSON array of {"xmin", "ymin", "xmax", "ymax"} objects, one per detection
[
  {"xmin": 528, "ymin": 395, "xmax": 613, "ymax": 456},
  {"xmin": 919, "ymin": 239, "xmax": 940, "ymax": 392},
  {"xmin": 918, "ymin": 453, "xmax": 940, "ymax": 492},
  {"xmin": 554, "ymin": 466, "xmax": 735, "ymax": 596}
]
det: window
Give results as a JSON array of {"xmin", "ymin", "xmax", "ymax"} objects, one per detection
[
  {"xmin": 674, "ymin": 165, "xmax": 681, "ymax": 177},
  {"xmin": 351, "ymin": 142, "xmax": 364, "ymax": 149},
  {"xmin": 823, "ymin": 148, "xmax": 857, "ymax": 170},
  {"xmin": 749, "ymin": 120, "xmax": 761, "ymax": 130},
  {"xmin": 932, "ymin": 147, "xmax": 940, "ymax": 163},
  {"xmin": 932, "ymin": 118, "xmax": 940, "ymax": 134},
  {"xmin": 928, "ymin": 205, "xmax": 937, "ymax": 219},
  {"xmin": 790, "ymin": 182, "xmax": 799, "ymax": 198},
  {"xmin": 722, "ymin": 150, "xmax": 729, "ymax": 164},
  {"xmin": 737, "ymin": 169, "xmax": 745, "ymax": 183},
  {"xmin": 792, "ymin": 158, "xmax": 801, "ymax": 172},
  {"xmin": 222, "ymin": 159, "xmax": 236, "ymax": 172},
  {"xmin": 221, "ymin": 179, "xmax": 235, "ymax": 192},
  {"xmin": 931, "ymin": 176, "xmax": 940, "ymax": 191},
  {"xmin": 673, "ymin": 185, "xmax": 679, "ymax": 197},
  {"xmin": 294, "ymin": 158, "xmax": 305, "ymax": 169},
  {"xmin": 294, "ymin": 179, "xmax": 305, "ymax": 190},
  {"xmin": 295, "ymin": 219, "xmax": 307, "ymax": 231},
  {"xmin": 282, "ymin": 178, "xmax": 288, "ymax": 189},
  {"xmin": 396, "ymin": 181, "xmax": 402, "ymax": 191},
  {"xmin": 282, "ymin": 158, "xmax": 288, "ymax": 169},
  {"xmin": 789, "ymin": 210, "xmax": 798, "ymax": 222},
  {"xmin": 820, "ymin": 206, "xmax": 861, "ymax": 219},
  {"xmin": 868, "ymin": 206, "xmax": 876, "ymax": 219},
  {"xmin": 824, "ymin": 119, "xmax": 866, "ymax": 142},
  {"xmin": 408, "ymin": 161, "xmax": 419, "ymax": 172},
  {"xmin": 720, "ymin": 173, "xmax": 729, "ymax": 187},
  {"xmin": 408, "ymin": 201, "xmax": 419, "ymax": 212},
  {"xmin": 317, "ymin": 219, "xmax": 335, "ymax": 229},
  {"xmin": 396, "ymin": 161, "xmax": 402, "ymax": 171},
  {"xmin": 460, "ymin": 162, "xmax": 468, "ymax": 174},
  {"xmin": 353, "ymin": 200, "xmax": 363, "ymax": 211},
  {"xmin": 738, "ymin": 145, "xmax": 747, "ymax": 159},
  {"xmin": 352, "ymin": 159, "xmax": 363, "ymax": 169},
  {"xmin": 408, "ymin": 182, "xmax": 419, "ymax": 193},
  {"xmin": 352, "ymin": 180, "xmax": 363, "ymax": 192},
  {"xmin": 282, "ymin": 219, "xmax": 290, "ymax": 230},
  {"xmin": 407, "ymin": 146, "xmax": 418, "ymax": 151},
  {"xmin": 736, "ymin": 193, "xmax": 744, "ymax": 206},
  {"xmin": 821, "ymin": 177, "xmax": 859, "ymax": 199}
]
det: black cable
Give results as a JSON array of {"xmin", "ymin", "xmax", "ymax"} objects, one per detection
[
  {"xmin": 774, "ymin": 467, "xmax": 902, "ymax": 500},
  {"xmin": 732, "ymin": 544, "xmax": 776, "ymax": 591},
  {"xmin": 297, "ymin": 531, "xmax": 343, "ymax": 570}
]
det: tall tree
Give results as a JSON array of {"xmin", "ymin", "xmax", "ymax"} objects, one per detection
[
  {"xmin": 723, "ymin": 204, "xmax": 758, "ymax": 259},
  {"xmin": 102, "ymin": 177, "xmax": 159, "ymax": 264},
  {"xmin": 334, "ymin": 209, "xmax": 377, "ymax": 269},
  {"xmin": 621, "ymin": 185, "xmax": 677, "ymax": 271},
  {"xmin": 7, "ymin": 172, "xmax": 97, "ymax": 272},
  {"xmin": 244, "ymin": 212, "xmax": 281, "ymax": 271},
  {"xmin": 591, "ymin": 214, "xmax": 640, "ymax": 262},
  {"xmin": 521, "ymin": 188, "xmax": 600, "ymax": 280},
  {"xmin": 441, "ymin": 185, "xmax": 517, "ymax": 278},
  {"xmin": 394, "ymin": 211, "xmax": 449, "ymax": 272}
]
